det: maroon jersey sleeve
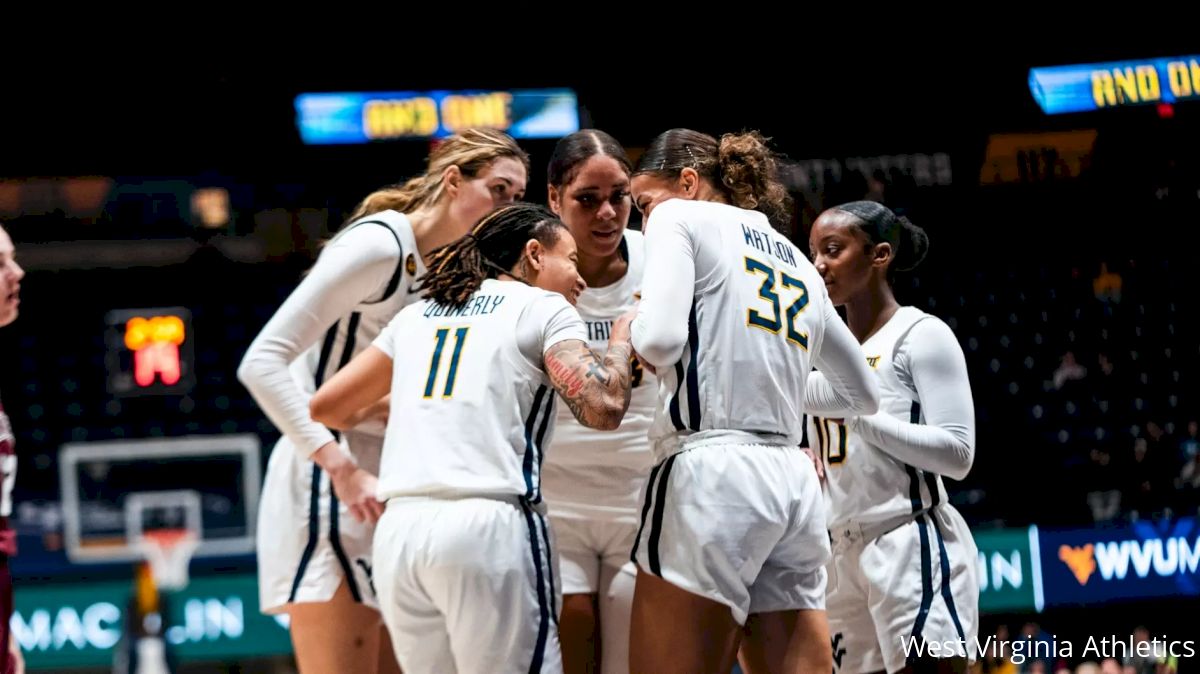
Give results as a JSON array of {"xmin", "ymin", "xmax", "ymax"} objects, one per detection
[{"xmin": 0, "ymin": 398, "xmax": 17, "ymax": 556}]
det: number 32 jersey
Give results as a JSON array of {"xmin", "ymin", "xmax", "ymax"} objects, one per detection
[{"xmin": 640, "ymin": 199, "xmax": 836, "ymax": 462}]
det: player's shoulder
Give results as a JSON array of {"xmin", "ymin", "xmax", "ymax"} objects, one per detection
[
  {"xmin": 650, "ymin": 200, "xmax": 763, "ymax": 250},
  {"xmin": 514, "ymin": 288, "xmax": 580, "ymax": 337},
  {"xmin": 525, "ymin": 285, "xmax": 574, "ymax": 308},
  {"xmin": 645, "ymin": 198, "xmax": 714, "ymax": 227},
  {"xmin": 329, "ymin": 210, "xmax": 409, "ymax": 253},
  {"xmin": 899, "ymin": 306, "xmax": 949, "ymax": 333},
  {"xmin": 482, "ymin": 279, "xmax": 563, "ymax": 308},
  {"xmin": 898, "ymin": 307, "xmax": 959, "ymax": 349},
  {"xmin": 351, "ymin": 208, "xmax": 410, "ymax": 230}
]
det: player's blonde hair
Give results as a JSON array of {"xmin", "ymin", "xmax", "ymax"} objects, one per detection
[{"xmin": 347, "ymin": 129, "xmax": 530, "ymax": 221}]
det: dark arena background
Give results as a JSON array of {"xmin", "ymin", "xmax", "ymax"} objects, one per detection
[{"xmin": 2, "ymin": 34, "xmax": 1199, "ymax": 673}]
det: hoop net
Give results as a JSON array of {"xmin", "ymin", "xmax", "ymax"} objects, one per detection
[{"xmin": 138, "ymin": 529, "xmax": 198, "ymax": 591}]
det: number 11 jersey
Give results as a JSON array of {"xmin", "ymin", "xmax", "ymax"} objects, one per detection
[{"xmin": 373, "ymin": 279, "xmax": 586, "ymax": 503}]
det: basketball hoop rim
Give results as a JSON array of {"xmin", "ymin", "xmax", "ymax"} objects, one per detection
[{"xmin": 139, "ymin": 528, "xmax": 198, "ymax": 547}]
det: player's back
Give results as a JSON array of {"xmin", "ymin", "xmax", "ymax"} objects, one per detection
[
  {"xmin": 376, "ymin": 279, "xmax": 571, "ymax": 503},
  {"xmin": 647, "ymin": 199, "xmax": 828, "ymax": 460}
]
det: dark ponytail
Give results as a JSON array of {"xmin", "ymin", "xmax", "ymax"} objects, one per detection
[
  {"xmin": 832, "ymin": 200, "xmax": 929, "ymax": 275},
  {"xmin": 894, "ymin": 216, "xmax": 929, "ymax": 272},
  {"xmin": 420, "ymin": 203, "xmax": 567, "ymax": 308}
]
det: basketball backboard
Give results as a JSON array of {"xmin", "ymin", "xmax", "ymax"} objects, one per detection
[{"xmin": 58, "ymin": 434, "xmax": 260, "ymax": 563}]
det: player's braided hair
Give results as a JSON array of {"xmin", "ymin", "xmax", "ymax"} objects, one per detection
[{"xmin": 419, "ymin": 203, "xmax": 567, "ymax": 308}]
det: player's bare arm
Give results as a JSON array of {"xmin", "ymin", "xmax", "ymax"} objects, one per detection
[
  {"xmin": 545, "ymin": 338, "xmax": 633, "ymax": 431},
  {"xmin": 310, "ymin": 346, "xmax": 392, "ymax": 431}
]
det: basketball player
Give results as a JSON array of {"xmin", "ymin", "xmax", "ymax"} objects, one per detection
[
  {"xmin": 806, "ymin": 201, "xmax": 979, "ymax": 674},
  {"xmin": 540, "ymin": 129, "xmax": 651, "ymax": 674},
  {"xmin": 238, "ymin": 130, "xmax": 529, "ymax": 674},
  {"xmin": 0, "ymin": 223, "xmax": 25, "ymax": 674},
  {"xmin": 310, "ymin": 203, "xmax": 636, "ymax": 674},
  {"xmin": 627, "ymin": 129, "xmax": 881, "ymax": 674}
]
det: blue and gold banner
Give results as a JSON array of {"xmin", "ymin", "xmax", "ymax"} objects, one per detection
[
  {"xmin": 1038, "ymin": 517, "xmax": 1199, "ymax": 607},
  {"xmin": 1029, "ymin": 56, "xmax": 1200, "ymax": 114},
  {"xmin": 295, "ymin": 89, "xmax": 580, "ymax": 144}
]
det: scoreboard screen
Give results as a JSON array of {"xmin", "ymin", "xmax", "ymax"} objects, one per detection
[
  {"xmin": 1030, "ymin": 55, "xmax": 1200, "ymax": 115},
  {"xmin": 105, "ymin": 307, "xmax": 195, "ymax": 396},
  {"xmin": 295, "ymin": 88, "xmax": 580, "ymax": 144}
]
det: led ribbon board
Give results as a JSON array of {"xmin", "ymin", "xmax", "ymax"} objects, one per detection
[
  {"xmin": 1029, "ymin": 56, "xmax": 1200, "ymax": 114},
  {"xmin": 296, "ymin": 89, "xmax": 580, "ymax": 144}
]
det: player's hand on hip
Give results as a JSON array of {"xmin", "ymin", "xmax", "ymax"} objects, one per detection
[
  {"xmin": 331, "ymin": 467, "xmax": 384, "ymax": 524},
  {"xmin": 313, "ymin": 440, "xmax": 384, "ymax": 523}
]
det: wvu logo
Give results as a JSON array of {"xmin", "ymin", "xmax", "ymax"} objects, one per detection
[
  {"xmin": 1075, "ymin": 536, "xmax": 1200, "ymax": 581},
  {"xmin": 832, "ymin": 632, "xmax": 847, "ymax": 669},
  {"xmin": 1059, "ymin": 544, "xmax": 1096, "ymax": 585},
  {"xmin": 866, "ymin": 356, "xmax": 882, "ymax": 369}
]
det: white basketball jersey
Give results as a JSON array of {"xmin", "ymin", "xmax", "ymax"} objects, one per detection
[
  {"xmin": 288, "ymin": 210, "xmax": 425, "ymax": 437},
  {"xmin": 542, "ymin": 230, "xmax": 657, "ymax": 514},
  {"xmin": 373, "ymin": 279, "xmax": 587, "ymax": 502},
  {"xmin": 807, "ymin": 306, "xmax": 948, "ymax": 529},
  {"xmin": 647, "ymin": 200, "xmax": 829, "ymax": 462}
]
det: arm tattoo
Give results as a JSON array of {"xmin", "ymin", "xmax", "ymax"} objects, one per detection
[
  {"xmin": 545, "ymin": 349, "xmax": 585, "ymax": 398},
  {"xmin": 545, "ymin": 340, "xmax": 634, "ymax": 430},
  {"xmin": 585, "ymin": 360, "xmax": 611, "ymax": 385}
]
